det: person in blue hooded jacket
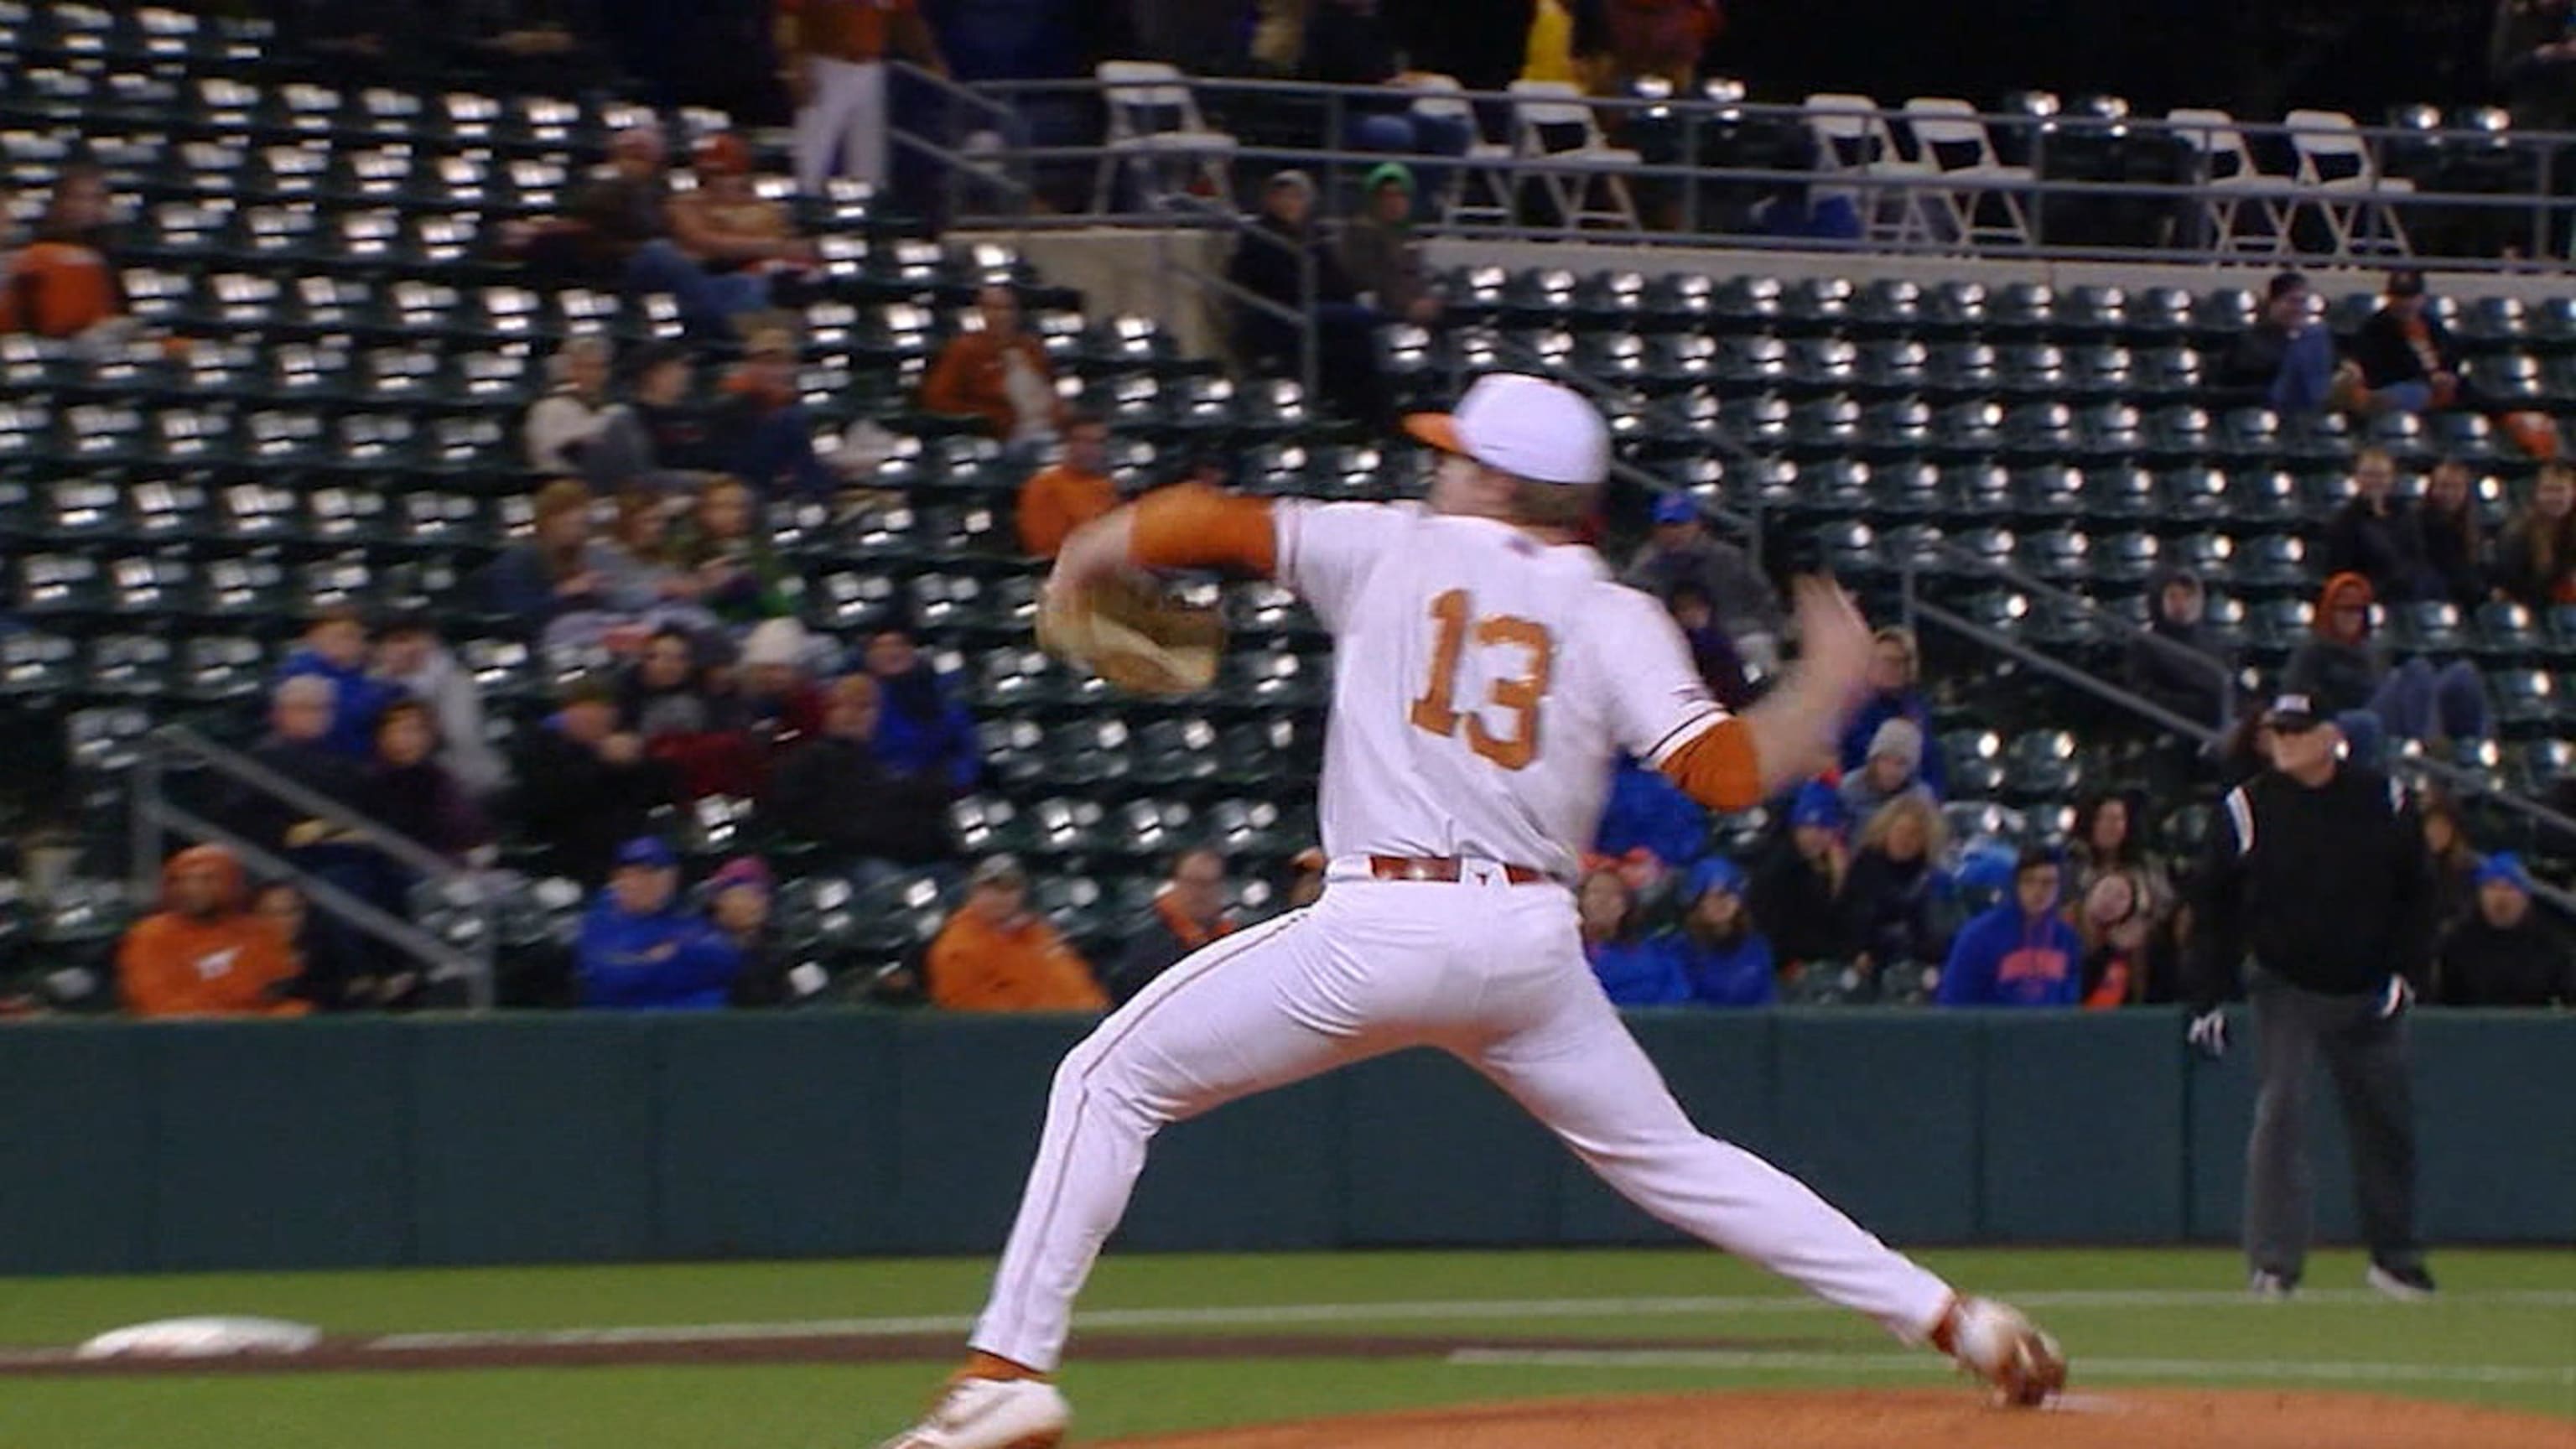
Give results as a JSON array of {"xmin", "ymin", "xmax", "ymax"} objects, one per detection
[
  {"xmin": 576, "ymin": 837, "xmax": 742, "ymax": 1010},
  {"xmin": 1662, "ymin": 857, "xmax": 1778, "ymax": 1007},
  {"xmin": 1579, "ymin": 864, "xmax": 1688, "ymax": 1005},
  {"xmin": 1595, "ymin": 755, "xmax": 1710, "ymax": 869},
  {"xmin": 1935, "ymin": 847, "xmax": 2083, "ymax": 1008}
]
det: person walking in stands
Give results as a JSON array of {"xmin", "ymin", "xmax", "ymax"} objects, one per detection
[
  {"xmin": 1935, "ymin": 848, "xmax": 2081, "ymax": 1008},
  {"xmin": 576, "ymin": 837, "xmax": 744, "ymax": 1010},
  {"xmin": 2189, "ymin": 693, "xmax": 2438, "ymax": 1303},
  {"xmin": 926, "ymin": 856, "xmax": 1106, "ymax": 1013},
  {"xmin": 117, "ymin": 845, "xmax": 307, "ymax": 1018},
  {"xmin": 777, "ymin": 0, "xmax": 948, "ymax": 195}
]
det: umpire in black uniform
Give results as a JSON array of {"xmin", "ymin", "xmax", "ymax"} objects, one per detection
[{"xmin": 2187, "ymin": 693, "xmax": 2438, "ymax": 1301}]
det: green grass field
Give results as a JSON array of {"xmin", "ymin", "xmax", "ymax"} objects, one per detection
[{"xmin": 0, "ymin": 1248, "xmax": 2568, "ymax": 1448}]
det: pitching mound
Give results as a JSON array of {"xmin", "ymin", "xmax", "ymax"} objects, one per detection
[{"xmin": 1102, "ymin": 1389, "xmax": 2571, "ymax": 1449}]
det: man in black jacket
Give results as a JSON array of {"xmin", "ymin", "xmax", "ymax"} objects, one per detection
[
  {"xmin": 759, "ymin": 676, "xmax": 956, "ymax": 865},
  {"xmin": 2189, "ymin": 693, "xmax": 2437, "ymax": 1302},
  {"xmin": 2124, "ymin": 567, "xmax": 2235, "ymax": 730},
  {"xmin": 1225, "ymin": 170, "xmax": 1386, "ymax": 425},
  {"xmin": 2352, "ymin": 269, "xmax": 2481, "ymax": 418},
  {"xmin": 2438, "ymin": 852, "xmax": 2574, "ymax": 1006},
  {"xmin": 513, "ymin": 674, "xmax": 681, "ymax": 884}
]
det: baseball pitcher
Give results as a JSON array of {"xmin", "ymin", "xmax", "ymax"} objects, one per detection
[{"xmin": 880, "ymin": 375, "xmax": 2066, "ymax": 1449}]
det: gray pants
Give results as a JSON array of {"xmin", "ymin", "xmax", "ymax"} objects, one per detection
[{"xmin": 2246, "ymin": 968, "xmax": 2423, "ymax": 1280}]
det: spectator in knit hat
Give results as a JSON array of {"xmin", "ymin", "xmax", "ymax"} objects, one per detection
[
  {"xmin": 1659, "ymin": 857, "xmax": 1777, "ymax": 1007},
  {"xmin": 709, "ymin": 857, "xmax": 796, "ymax": 1008},
  {"xmin": 736, "ymin": 616, "xmax": 828, "ymax": 756},
  {"xmin": 1836, "ymin": 627, "xmax": 1945, "ymax": 797},
  {"xmin": 2438, "ymin": 854, "xmax": 2573, "ymax": 1006},
  {"xmin": 1839, "ymin": 717, "xmax": 1937, "ymax": 819},
  {"xmin": 1339, "ymin": 163, "xmax": 1441, "ymax": 326}
]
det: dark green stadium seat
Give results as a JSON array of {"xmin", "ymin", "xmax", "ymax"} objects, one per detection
[
  {"xmin": 1779, "ymin": 275, "xmax": 1856, "ymax": 333},
  {"xmin": 0, "ymin": 630, "xmax": 80, "ymax": 699},
  {"xmin": 2078, "ymin": 464, "xmax": 2158, "ymax": 524},
  {"xmin": 1942, "ymin": 461, "xmax": 2012, "ymax": 521},
  {"xmin": 2472, "ymin": 601, "xmax": 2547, "ymax": 665},
  {"xmin": 1026, "ymin": 797, "xmax": 1109, "ymax": 855},
  {"xmin": 1942, "ymin": 728, "xmax": 2005, "ymax": 798},
  {"xmin": 1715, "ymin": 334, "xmax": 1790, "ymax": 391},
  {"xmin": 86, "ymin": 633, "xmax": 173, "ymax": 700},
  {"xmin": 2491, "ymin": 667, "xmax": 2558, "ymax": 734}
]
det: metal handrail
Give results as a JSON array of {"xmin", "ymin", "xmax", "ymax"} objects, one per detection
[{"xmin": 132, "ymin": 724, "xmax": 496, "ymax": 1010}]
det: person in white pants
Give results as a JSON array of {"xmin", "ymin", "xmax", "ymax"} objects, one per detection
[
  {"xmin": 876, "ymin": 375, "xmax": 2070, "ymax": 1449},
  {"xmin": 776, "ymin": 0, "xmax": 946, "ymax": 195}
]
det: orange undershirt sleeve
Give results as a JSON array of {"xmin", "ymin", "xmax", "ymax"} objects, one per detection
[
  {"xmin": 1658, "ymin": 717, "xmax": 1765, "ymax": 813},
  {"xmin": 1126, "ymin": 485, "xmax": 1279, "ymax": 577}
]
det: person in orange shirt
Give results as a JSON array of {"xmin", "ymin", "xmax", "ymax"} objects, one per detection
[
  {"xmin": 1015, "ymin": 413, "xmax": 1119, "ymax": 558},
  {"xmin": 920, "ymin": 285, "xmax": 1067, "ymax": 448},
  {"xmin": 117, "ymin": 845, "xmax": 309, "ymax": 1018},
  {"xmin": 1, "ymin": 166, "xmax": 124, "ymax": 345},
  {"xmin": 926, "ymin": 856, "xmax": 1107, "ymax": 1013}
]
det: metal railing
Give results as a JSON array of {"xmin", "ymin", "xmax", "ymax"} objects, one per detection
[
  {"xmin": 130, "ymin": 725, "xmax": 496, "ymax": 1010},
  {"xmin": 899, "ymin": 68, "xmax": 2576, "ymax": 273}
]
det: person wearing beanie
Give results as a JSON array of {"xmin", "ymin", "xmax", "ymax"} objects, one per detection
[
  {"xmin": 1936, "ymin": 848, "xmax": 2082, "ymax": 1008},
  {"xmin": 1339, "ymin": 162, "xmax": 1441, "ymax": 326},
  {"xmin": 709, "ymin": 857, "xmax": 794, "ymax": 1008},
  {"xmin": 1836, "ymin": 627, "xmax": 1946, "ymax": 798},
  {"xmin": 736, "ymin": 615, "xmax": 827, "ymax": 756},
  {"xmin": 2283, "ymin": 571, "xmax": 2490, "ymax": 762},
  {"xmin": 1838, "ymin": 716, "xmax": 1937, "ymax": 820},
  {"xmin": 1751, "ymin": 780, "xmax": 1856, "ymax": 968},
  {"xmin": 2124, "ymin": 566, "xmax": 2234, "ymax": 731},
  {"xmin": 1579, "ymin": 861, "xmax": 1687, "ymax": 1005},
  {"xmin": 2438, "ymin": 854, "xmax": 2573, "ymax": 1007},
  {"xmin": 1658, "ymin": 857, "xmax": 1777, "ymax": 1007}
]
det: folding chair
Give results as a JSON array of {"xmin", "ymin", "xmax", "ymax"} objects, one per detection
[
  {"xmin": 1405, "ymin": 73, "xmax": 1514, "ymax": 226},
  {"xmin": 1507, "ymin": 80, "xmax": 1640, "ymax": 231},
  {"xmin": 2164, "ymin": 108, "xmax": 2294, "ymax": 252},
  {"xmin": 1900, "ymin": 97, "xmax": 2033, "ymax": 247},
  {"xmin": 2283, "ymin": 109, "xmax": 2415, "ymax": 257},
  {"xmin": 1803, "ymin": 93, "xmax": 1934, "ymax": 243},
  {"xmin": 1091, "ymin": 60, "xmax": 1239, "ymax": 215}
]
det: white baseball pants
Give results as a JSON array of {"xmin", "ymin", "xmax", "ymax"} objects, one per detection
[
  {"xmin": 794, "ymin": 56, "xmax": 888, "ymax": 193},
  {"xmin": 969, "ymin": 868, "xmax": 1957, "ymax": 1372}
]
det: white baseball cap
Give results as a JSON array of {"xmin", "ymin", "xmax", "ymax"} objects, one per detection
[{"xmin": 1403, "ymin": 372, "xmax": 1609, "ymax": 486}]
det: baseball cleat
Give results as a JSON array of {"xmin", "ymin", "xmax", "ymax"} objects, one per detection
[
  {"xmin": 1938, "ymin": 1296, "xmax": 2068, "ymax": 1408},
  {"xmin": 875, "ymin": 1376, "xmax": 1070, "ymax": 1449}
]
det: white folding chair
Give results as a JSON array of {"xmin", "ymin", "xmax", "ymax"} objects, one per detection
[
  {"xmin": 1900, "ymin": 97, "xmax": 2033, "ymax": 247},
  {"xmin": 1091, "ymin": 60, "xmax": 1239, "ymax": 214},
  {"xmin": 1803, "ymin": 92, "xmax": 1935, "ymax": 243},
  {"xmin": 1507, "ymin": 80, "xmax": 1641, "ymax": 231},
  {"xmin": 2283, "ymin": 109, "xmax": 2415, "ymax": 258},
  {"xmin": 1405, "ymin": 73, "xmax": 1515, "ymax": 226},
  {"xmin": 2165, "ymin": 108, "xmax": 2295, "ymax": 253}
]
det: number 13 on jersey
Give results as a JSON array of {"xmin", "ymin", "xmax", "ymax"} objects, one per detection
[{"xmin": 1407, "ymin": 588, "xmax": 1555, "ymax": 771}]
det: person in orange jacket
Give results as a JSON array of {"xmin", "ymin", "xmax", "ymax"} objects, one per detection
[
  {"xmin": 117, "ymin": 845, "xmax": 309, "ymax": 1018},
  {"xmin": 926, "ymin": 856, "xmax": 1107, "ymax": 1013},
  {"xmin": 1015, "ymin": 413, "xmax": 1119, "ymax": 559},
  {"xmin": 919, "ymin": 284, "xmax": 1067, "ymax": 448}
]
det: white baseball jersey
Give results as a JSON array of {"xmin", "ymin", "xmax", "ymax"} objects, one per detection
[{"xmin": 1279, "ymin": 500, "xmax": 1727, "ymax": 879}]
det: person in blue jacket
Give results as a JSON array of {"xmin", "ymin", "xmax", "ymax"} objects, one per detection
[
  {"xmin": 1595, "ymin": 755, "xmax": 1710, "ymax": 869},
  {"xmin": 1836, "ymin": 626, "xmax": 1947, "ymax": 800},
  {"xmin": 1935, "ymin": 847, "xmax": 2083, "ymax": 1007},
  {"xmin": 862, "ymin": 627, "xmax": 982, "ymax": 793},
  {"xmin": 1579, "ymin": 864, "xmax": 1688, "ymax": 1005},
  {"xmin": 274, "ymin": 605, "xmax": 402, "ymax": 762},
  {"xmin": 1664, "ymin": 857, "xmax": 1778, "ymax": 1007},
  {"xmin": 576, "ymin": 837, "xmax": 743, "ymax": 1010}
]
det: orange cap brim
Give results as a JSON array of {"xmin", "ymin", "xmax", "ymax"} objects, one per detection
[{"xmin": 1401, "ymin": 412, "xmax": 1462, "ymax": 454}]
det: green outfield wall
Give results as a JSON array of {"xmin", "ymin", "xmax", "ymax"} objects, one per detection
[{"xmin": 2, "ymin": 1010, "xmax": 2568, "ymax": 1274}]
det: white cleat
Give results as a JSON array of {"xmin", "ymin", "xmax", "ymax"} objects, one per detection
[
  {"xmin": 1940, "ymin": 1296, "xmax": 2069, "ymax": 1408},
  {"xmin": 876, "ymin": 1376, "xmax": 1071, "ymax": 1449}
]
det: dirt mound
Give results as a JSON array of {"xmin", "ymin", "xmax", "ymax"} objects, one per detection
[{"xmin": 1103, "ymin": 1389, "xmax": 2571, "ymax": 1449}]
